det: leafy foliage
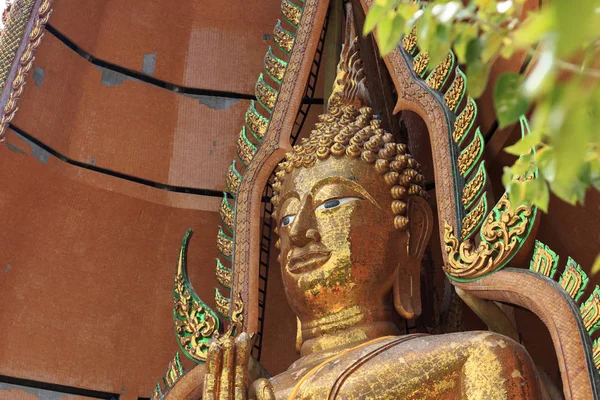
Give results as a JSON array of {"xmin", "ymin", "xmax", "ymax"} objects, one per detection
[{"xmin": 364, "ymin": 0, "xmax": 600, "ymax": 213}]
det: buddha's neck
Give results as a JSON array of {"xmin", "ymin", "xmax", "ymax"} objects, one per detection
[{"xmin": 299, "ymin": 305, "xmax": 401, "ymax": 357}]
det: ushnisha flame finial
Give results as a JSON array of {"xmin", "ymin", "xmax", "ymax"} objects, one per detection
[{"xmin": 327, "ymin": 2, "xmax": 370, "ymax": 111}]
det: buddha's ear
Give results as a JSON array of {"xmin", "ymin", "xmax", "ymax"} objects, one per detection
[
  {"xmin": 407, "ymin": 196, "xmax": 433, "ymax": 260},
  {"xmin": 393, "ymin": 196, "xmax": 433, "ymax": 319}
]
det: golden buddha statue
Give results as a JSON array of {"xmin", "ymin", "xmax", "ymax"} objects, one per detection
[{"xmin": 199, "ymin": 40, "xmax": 547, "ymax": 397}]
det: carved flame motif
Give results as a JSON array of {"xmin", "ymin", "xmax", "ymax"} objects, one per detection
[
  {"xmin": 327, "ymin": 33, "xmax": 370, "ymax": 110},
  {"xmin": 444, "ymin": 194, "xmax": 534, "ymax": 280},
  {"xmin": 173, "ymin": 232, "xmax": 220, "ymax": 362},
  {"xmin": 172, "ymin": 231, "xmax": 245, "ymax": 363}
]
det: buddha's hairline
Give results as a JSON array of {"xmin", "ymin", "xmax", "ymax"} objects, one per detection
[{"xmin": 271, "ymin": 105, "xmax": 426, "ymax": 232}]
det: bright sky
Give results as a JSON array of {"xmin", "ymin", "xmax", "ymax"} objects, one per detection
[{"xmin": 0, "ymin": 0, "xmax": 7, "ymax": 29}]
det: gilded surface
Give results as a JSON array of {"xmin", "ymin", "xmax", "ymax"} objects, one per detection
[
  {"xmin": 174, "ymin": 274, "xmax": 218, "ymax": 361},
  {"xmin": 272, "ymin": 105, "xmax": 426, "ymax": 232},
  {"xmin": 402, "ymin": 27, "xmax": 417, "ymax": 54},
  {"xmin": 462, "ymin": 162, "xmax": 485, "ymax": 208},
  {"xmin": 412, "ymin": 51, "xmax": 429, "ymax": 76},
  {"xmin": 444, "ymin": 194, "xmax": 534, "ymax": 279},
  {"xmin": 231, "ymin": 0, "xmax": 324, "ymax": 334},
  {"xmin": 217, "ymin": 226, "xmax": 233, "ymax": 259},
  {"xmin": 195, "ymin": 6, "xmax": 544, "ymax": 395},
  {"xmin": 219, "ymin": 195, "xmax": 235, "ymax": 232},
  {"xmin": 327, "ymin": 35, "xmax": 370, "ymax": 110},
  {"xmin": 173, "ymin": 232, "xmax": 220, "ymax": 363},
  {"xmin": 162, "ymin": 353, "xmax": 184, "ymax": 389},
  {"xmin": 453, "ymin": 99, "xmax": 476, "ymax": 144},
  {"xmin": 580, "ymin": 286, "xmax": 600, "ymax": 335},
  {"xmin": 274, "ymin": 20, "xmax": 295, "ymax": 54},
  {"xmin": 458, "ymin": 129, "xmax": 483, "ymax": 176},
  {"xmin": 237, "ymin": 127, "xmax": 258, "ymax": 167},
  {"xmin": 559, "ymin": 257, "xmax": 589, "ymax": 302},
  {"xmin": 0, "ymin": 0, "xmax": 52, "ymax": 142},
  {"xmin": 265, "ymin": 46, "xmax": 288, "ymax": 83},
  {"xmin": 216, "ymin": 258, "xmax": 233, "ymax": 289},
  {"xmin": 256, "ymin": 74, "xmax": 278, "ymax": 112},
  {"xmin": 529, "ymin": 240, "xmax": 559, "ymax": 279},
  {"xmin": 460, "ymin": 196, "xmax": 487, "ymax": 239},
  {"xmin": 425, "ymin": 53, "xmax": 453, "ymax": 91},
  {"xmin": 246, "ymin": 101, "xmax": 269, "ymax": 140},
  {"xmin": 206, "ymin": 120, "xmax": 540, "ymax": 398},
  {"xmin": 215, "ymin": 288, "xmax": 232, "ymax": 317},
  {"xmin": 444, "ymin": 69, "xmax": 464, "ymax": 112},
  {"xmin": 377, "ymin": 9, "xmax": 461, "ymax": 256},
  {"xmin": 226, "ymin": 161, "xmax": 242, "ymax": 197},
  {"xmin": 205, "ymin": 115, "xmax": 540, "ymax": 398},
  {"xmin": 282, "ymin": 0, "xmax": 302, "ymax": 27}
]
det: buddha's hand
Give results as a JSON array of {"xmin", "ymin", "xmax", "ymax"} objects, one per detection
[{"xmin": 202, "ymin": 332, "xmax": 275, "ymax": 400}]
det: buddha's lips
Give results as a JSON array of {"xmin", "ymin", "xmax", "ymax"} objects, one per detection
[{"xmin": 288, "ymin": 250, "xmax": 331, "ymax": 273}]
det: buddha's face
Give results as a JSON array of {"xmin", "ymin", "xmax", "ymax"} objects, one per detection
[{"xmin": 276, "ymin": 156, "xmax": 408, "ymax": 322}]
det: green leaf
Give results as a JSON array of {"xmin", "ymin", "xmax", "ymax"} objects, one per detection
[
  {"xmin": 453, "ymin": 23, "xmax": 478, "ymax": 64},
  {"xmin": 548, "ymin": 179, "xmax": 578, "ymax": 205},
  {"xmin": 554, "ymin": 0, "xmax": 595, "ymax": 58},
  {"xmin": 590, "ymin": 157, "xmax": 600, "ymax": 191},
  {"xmin": 502, "ymin": 166, "xmax": 513, "ymax": 188},
  {"xmin": 377, "ymin": 12, "xmax": 405, "ymax": 55},
  {"xmin": 522, "ymin": 45, "xmax": 555, "ymax": 99},
  {"xmin": 431, "ymin": 1, "xmax": 462, "ymax": 24},
  {"xmin": 481, "ymin": 31, "xmax": 504, "ymax": 63},
  {"xmin": 536, "ymin": 146, "xmax": 557, "ymax": 182},
  {"xmin": 505, "ymin": 128, "xmax": 542, "ymax": 156},
  {"xmin": 508, "ymin": 181, "xmax": 524, "ymax": 207},
  {"xmin": 551, "ymin": 98, "xmax": 591, "ymax": 199},
  {"xmin": 428, "ymin": 23, "xmax": 451, "ymax": 66},
  {"xmin": 417, "ymin": 9, "xmax": 435, "ymax": 54},
  {"xmin": 397, "ymin": 3, "xmax": 420, "ymax": 23},
  {"xmin": 495, "ymin": 72, "xmax": 531, "ymax": 128},
  {"xmin": 510, "ymin": 153, "xmax": 533, "ymax": 177},
  {"xmin": 466, "ymin": 60, "xmax": 491, "ymax": 99},
  {"xmin": 525, "ymin": 177, "xmax": 549, "ymax": 212},
  {"xmin": 364, "ymin": 4, "xmax": 388, "ymax": 35},
  {"xmin": 513, "ymin": 10, "xmax": 554, "ymax": 48},
  {"xmin": 499, "ymin": 40, "xmax": 516, "ymax": 59},
  {"xmin": 592, "ymin": 254, "xmax": 600, "ymax": 276},
  {"xmin": 465, "ymin": 36, "xmax": 482, "ymax": 65},
  {"xmin": 376, "ymin": 11, "xmax": 394, "ymax": 52}
]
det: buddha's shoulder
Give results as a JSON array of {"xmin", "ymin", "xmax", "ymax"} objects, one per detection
[
  {"xmin": 405, "ymin": 330, "xmax": 520, "ymax": 348},
  {"xmin": 383, "ymin": 331, "xmax": 532, "ymax": 365}
]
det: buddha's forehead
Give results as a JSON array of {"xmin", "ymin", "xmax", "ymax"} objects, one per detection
[{"xmin": 280, "ymin": 156, "xmax": 385, "ymax": 200}]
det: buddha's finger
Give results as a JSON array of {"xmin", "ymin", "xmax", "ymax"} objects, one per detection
[
  {"xmin": 233, "ymin": 332, "xmax": 252, "ymax": 400},
  {"xmin": 203, "ymin": 341, "xmax": 222, "ymax": 400},
  {"xmin": 249, "ymin": 379, "xmax": 276, "ymax": 400},
  {"xmin": 219, "ymin": 337, "xmax": 235, "ymax": 400}
]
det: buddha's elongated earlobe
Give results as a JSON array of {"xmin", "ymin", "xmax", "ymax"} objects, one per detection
[
  {"xmin": 393, "ymin": 196, "xmax": 433, "ymax": 319},
  {"xmin": 296, "ymin": 317, "xmax": 303, "ymax": 353},
  {"xmin": 394, "ymin": 258, "xmax": 421, "ymax": 319}
]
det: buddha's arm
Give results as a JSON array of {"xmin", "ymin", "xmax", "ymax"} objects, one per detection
[
  {"xmin": 458, "ymin": 334, "xmax": 543, "ymax": 400},
  {"xmin": 331, "ymin": 333, "xmax": 543, "ymax": 399}
]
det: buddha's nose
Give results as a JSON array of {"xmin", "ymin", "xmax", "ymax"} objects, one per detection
[{"xmin": 289, "ymin": 200, "xmax": 320, "ymax": 247}]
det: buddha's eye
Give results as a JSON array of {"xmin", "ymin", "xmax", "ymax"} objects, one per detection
[
  {"xmin": 281, "ymin": 215, "xmax": 296, "ymax": 227},
  {"xmin": 316, "ymin": 197, "xmax": 361, "ymax": 211}
]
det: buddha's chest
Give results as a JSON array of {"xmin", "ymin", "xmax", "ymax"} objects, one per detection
[{"xmin": 269, "ymin": 336, "xmax": 460, "ymax": 399}]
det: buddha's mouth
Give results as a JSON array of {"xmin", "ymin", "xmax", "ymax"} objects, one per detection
[{"xmin": 288, "ymin": 250, "xmax": 331, "ymax": 273}]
